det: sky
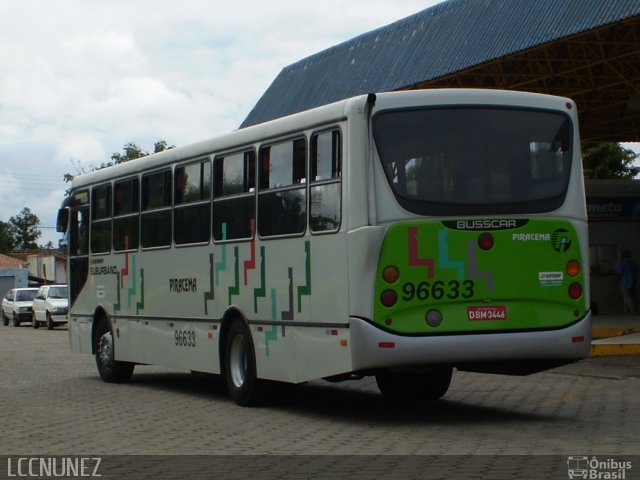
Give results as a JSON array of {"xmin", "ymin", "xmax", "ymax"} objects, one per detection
[
  {"xmin": 1, "ymin": 1, "xmax": 636, "ymax": 248},
  {"xmin": 0, "ymin": 0, "xmax": 442, "ymax": 247}
]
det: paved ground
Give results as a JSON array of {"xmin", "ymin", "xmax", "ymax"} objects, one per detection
[{"xmin": 1, "ymin": 324, "xmax": 638, "ymax": 479}]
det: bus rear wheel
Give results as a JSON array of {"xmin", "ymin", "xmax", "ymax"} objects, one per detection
[
  {"xmin": 95, "ymin": 317, "xmax": 134, "ymax": 383},
  {"xmin": 375, "ymin": 366, "xmax": 453, "ymax": 403},
  {"xmin": 224, "ymin": 320, "xmax": 264, "ymax": 406}
]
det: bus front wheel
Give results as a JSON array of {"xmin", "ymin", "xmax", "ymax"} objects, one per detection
[
  {"xmin": 224, "ymin": 320, "xmax": 264, "ymax": 406},
  {"xmin": 375, "ymin": 366, "xmax": 453, "ymax": 403},
  {"xmin": 95, "ymin": 318, "xmax": 134, "ymax": 383}
]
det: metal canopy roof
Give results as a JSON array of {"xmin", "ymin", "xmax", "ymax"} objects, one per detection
[{"xmin": 241, "ymin": 0, "xmax": 640, "ymax": 142}]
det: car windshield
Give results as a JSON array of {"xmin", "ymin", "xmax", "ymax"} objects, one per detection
[
  {"xmin": 49, "ymin": 287, "xmax": 68, "ymax": 299},
  {"xmin": 373, "ymin": 106, "xmax": 573, "ymax": 215},
  {"xmin": 16, "ymin": 290, "xmax": 37, "ymax": 301}
]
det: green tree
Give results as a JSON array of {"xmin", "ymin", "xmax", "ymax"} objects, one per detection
[
  {"xmin": 582, "ymin": 142, "xmax": 639, "ymax": 179},
  {"xmin": 0, "ymin": 221, "xmax": 13, "ymax": 253},
  {"xmin": 64, "ymin": 139, "xmax": 175, "ymax": 192},
  {"xmin": 110, "ymin": 142, "xmax": 148, "ymax": 165},
  {"xmin": 153, "ymin": 139, "xmax": 174, "ymax": 154},
  {"xmin": 8, "ymin": 207, "xmax": 41, "ymax": 250}
]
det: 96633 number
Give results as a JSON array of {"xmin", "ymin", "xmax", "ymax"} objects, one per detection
[
  {"xmin": 175, "ymin": 329, "xmax": 196, "ymax": 348},
  {"xmin": 402, "ymin": 280, "xmax": 474, "ymax": 301}
]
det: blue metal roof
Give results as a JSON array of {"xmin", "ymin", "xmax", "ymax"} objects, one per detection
[{"xmin": 241, "ymin": 0, "xmax": 640, "ymax": 128}]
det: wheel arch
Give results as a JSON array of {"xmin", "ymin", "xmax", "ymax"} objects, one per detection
[
  {"xmin": 91, "ymin": 306, "xmax": 110, "ymax": 355},
  {"xmin": 218, "ymin": 306, "xmax": 252, "ymax": 376}
]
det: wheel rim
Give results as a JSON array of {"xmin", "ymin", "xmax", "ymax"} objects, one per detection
[
  {"xmin": 97, "ymin": 331, "xmax": 114, "ymax": 368},
  {"xmin": 229, "ymin": 334, "xmax": 247, "ymax": 389}
]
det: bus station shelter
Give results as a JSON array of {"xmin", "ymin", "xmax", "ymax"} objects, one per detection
[
  {"xmin": 242, "ymin": 0, "xmax": 640, "ymax": 144},
  {"xmin": 243, "ymin": 0, "xmax": 640, "ymax": 313}
]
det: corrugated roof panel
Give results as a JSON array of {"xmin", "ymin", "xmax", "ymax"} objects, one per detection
[{"xmin": 241, "ymin": 0, "xmax": 640, "ymax": 128}]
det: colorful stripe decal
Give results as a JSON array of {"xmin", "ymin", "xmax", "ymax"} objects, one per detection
[
  {"xmin": 296, "ymin": 241, "xmax": 311, "ymax": 313},
  {"xmin": 253, "ymin": 246, "xmax": 266, "ymax": 313},
  {"xmin": 438, "ymin": 229, "xmax": 465, "ymax": 281},
  {"xmin": 204, "ymin": 253, "xmax": 215, "ymax": 315},
  {"xmin": 408, "ymin": 226, "xmax": 435, "ymax": 277},
  {"xmin": 243, "ymin": 219, "xmax": 256, "ymax": 285}
]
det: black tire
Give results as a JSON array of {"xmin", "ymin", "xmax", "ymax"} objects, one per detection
[
  {"xmin": 46, "ymin": 312, "xmax": 54, "ymax": 330},
  {"xmin": 12, "ymin": 313, "xmax": 20, "ymax": 327},
  {"xmin": 95, "ymin": 317, "xmax": 134, "ymax": 383},
  {"xmin": 376, "ymin": 366, "xmax": 453, "ymax": 403},
  {"xmin": 224, "ymin": 320, "xmax": 264, "ymax": 406},
  {"xmin": 32, "ymin": 316, "xmax": 40, "ymax": 329},
  {"xmin": 2, "ymin": 313, "xmax": 8, "ymax": 326}
]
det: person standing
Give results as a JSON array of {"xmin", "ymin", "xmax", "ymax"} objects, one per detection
[{"xmin": 615, "ymin": 250, "xmax": 638, "ymax": 314}]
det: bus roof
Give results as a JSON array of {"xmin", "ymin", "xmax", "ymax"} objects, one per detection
[
  {"xmin": 69, "ymin": 88, "xmax": 574, "ymax": 190},
  {"xmin": 69, "ymin": 95, "xmax": 361, "ymax": 190}
]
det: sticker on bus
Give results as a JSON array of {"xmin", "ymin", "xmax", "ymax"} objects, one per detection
[{"xmin": 467, "ymin": 305, "xmax": 507, "ymax": 321}]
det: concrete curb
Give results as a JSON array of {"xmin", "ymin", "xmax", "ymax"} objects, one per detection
[
  {"xmin": 592, "ymin": 327, "xmax": 640, "ymax": 340},
  {"xmin": 590, "ymin": 332, "xmax": 640, "ymax": 357}
]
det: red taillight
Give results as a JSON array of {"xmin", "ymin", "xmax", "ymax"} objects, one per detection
[
  {"xmin": 382, "ymin": 265, "xmax": 400, "ymax": 284},
  {"xmin": 381, "ymin": 290, "xmax": 397, "ymax": 308},
  {"xmin": 478, "ymin": 233, "xmax": 494, "ymax": 251},
  {"xmin": 566, "ymin": 260, "xmax": 581, "ymax": 277},
  {"xmin": 568, "ymin": 282, "xmax": 582, "ymax": 299}
]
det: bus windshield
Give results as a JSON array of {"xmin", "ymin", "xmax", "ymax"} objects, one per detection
[{"xmin": 373, "ymin": 106, "xmax": 573, "ymax": 215}]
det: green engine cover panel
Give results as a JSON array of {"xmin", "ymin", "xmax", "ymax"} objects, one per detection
[{"xmin": 374, "ymin": 218, "xmax": 587, "ymax": 335}]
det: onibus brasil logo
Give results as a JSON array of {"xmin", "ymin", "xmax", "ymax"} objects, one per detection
[{"xmin": 567, "ymin": 456, "xmax": 632, "ymax": 479}]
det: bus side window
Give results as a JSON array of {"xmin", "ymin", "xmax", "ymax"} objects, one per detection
[
  {"xmin": 213, "ymin": 150, "xmax": 255, "ymax": 241},
  {"xmin": 70, "ymin": 207, "xmax": 89, "ymax": 257},
  {"xmin": 310, "ymin": 130, "xmax": 341, "ymax": 233},
  {"xmin": 174, "ymin": 160, "xmax": 211, "ymax": 245},
  {"xmin": 258, "ymin": 138, "xmax": 307, "ymax": 238},
  {"xmin": 113, "ymin": 177, "xmax": 139, "ymax": 251},
  {"xmin": 141, "ymin": 170, "xmax": 172, "ymax": 248},
  {"xmin": 91, "ymin": 184, "xmax": 112, "ymax": 254}
]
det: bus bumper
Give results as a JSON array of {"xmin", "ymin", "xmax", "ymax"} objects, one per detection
[{"xmin": 350, "ymin": 312, "xmax": 592, "ymax": 375}]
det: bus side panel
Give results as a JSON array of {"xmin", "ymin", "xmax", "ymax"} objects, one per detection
[
  {"xmin": 252, "ymin": 233, "xmax": 352, "ymax": 383},
  {"xmin": 136, "ymin": 247, "xmax": 219, "ymax": 373},
  {"xmin": 295, "ymin": 233, "xmax": 351, "ymax": 381},
  {"xmin": 253, "ymin": 324, "xmax": 298, "ymax": 383},
  {"xmin": 112, "ymin": 317, "xmax": 143, "ymax": 365},
  {"xmin": 293, "ymin": 326, "xmax": 352, "ymax": 381},
  {"xmin": 346, "ymin": 226, "xmax": 385, "ymax": 321},
  {"xmin": 68, "ymin": 317, "xmax": 92, "ymax": 355}
]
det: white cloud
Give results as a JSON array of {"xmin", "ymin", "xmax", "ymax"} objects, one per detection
[{"xmin": 0, "ymin": 0, "xmax": 440, "ymax": 246}]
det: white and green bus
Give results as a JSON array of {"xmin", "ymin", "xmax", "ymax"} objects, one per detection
[{"xmin": 58, "ymin": 89, "xmax": 591, "ymax": 406}]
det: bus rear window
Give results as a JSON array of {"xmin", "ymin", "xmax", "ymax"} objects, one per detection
[{"xmin": 372, "ymin": 107, "xmax": 573, "ymax": 215}]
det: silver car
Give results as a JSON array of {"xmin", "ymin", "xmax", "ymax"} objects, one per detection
[{"xmin": 2, "ymin": 288, "xmax": 38, "ymax": 327}]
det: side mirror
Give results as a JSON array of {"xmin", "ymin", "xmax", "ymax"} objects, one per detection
[{"xmin": 56, "ymin": 208, "xmax": 69, "ymax": 233}]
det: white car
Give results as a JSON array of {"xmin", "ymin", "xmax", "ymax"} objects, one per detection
[
  {"xmin": 32, "ymin": 285, "xmax": 69, "ymax": 330},
  {"xmin": 2, "ymin": 288, "xmax": 39, "ymax": 327}
]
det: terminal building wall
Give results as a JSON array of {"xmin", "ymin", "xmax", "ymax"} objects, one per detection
[{"xmin": 587, "ymin": 180, "xmax": 640, "ymax": 314}]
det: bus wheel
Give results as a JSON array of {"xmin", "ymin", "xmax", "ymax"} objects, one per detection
[
  {"xmin": 375, "ymin": 366, "xmax": 453, "ymax": 403},
  {"xmin": 224, "ymin": 320, "xmax": 263, "ymax": 406},
  {"xmin": 12, "ymin": 313, "xmax": 20, "ymax": 327},
  {"xmin": 32, "ymin": 317, "xmax": 40, "ymax": 329},
  {"xmin": 46, "ymin": 312, "xmax": 54, "ymax": 330},
  {"xmin": 95, "ymin": 318, "xmax": 134, "ymax": 383}
]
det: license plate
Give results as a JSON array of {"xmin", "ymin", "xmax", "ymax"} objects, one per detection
[{"xmin": 467, "ymin": 305, "xmax": 507, "ymax": 321}]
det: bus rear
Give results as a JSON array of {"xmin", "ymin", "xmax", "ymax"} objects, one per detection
[{"xmin": 350, "ymin": 90, "xmax": 590, "ymax": 381}]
